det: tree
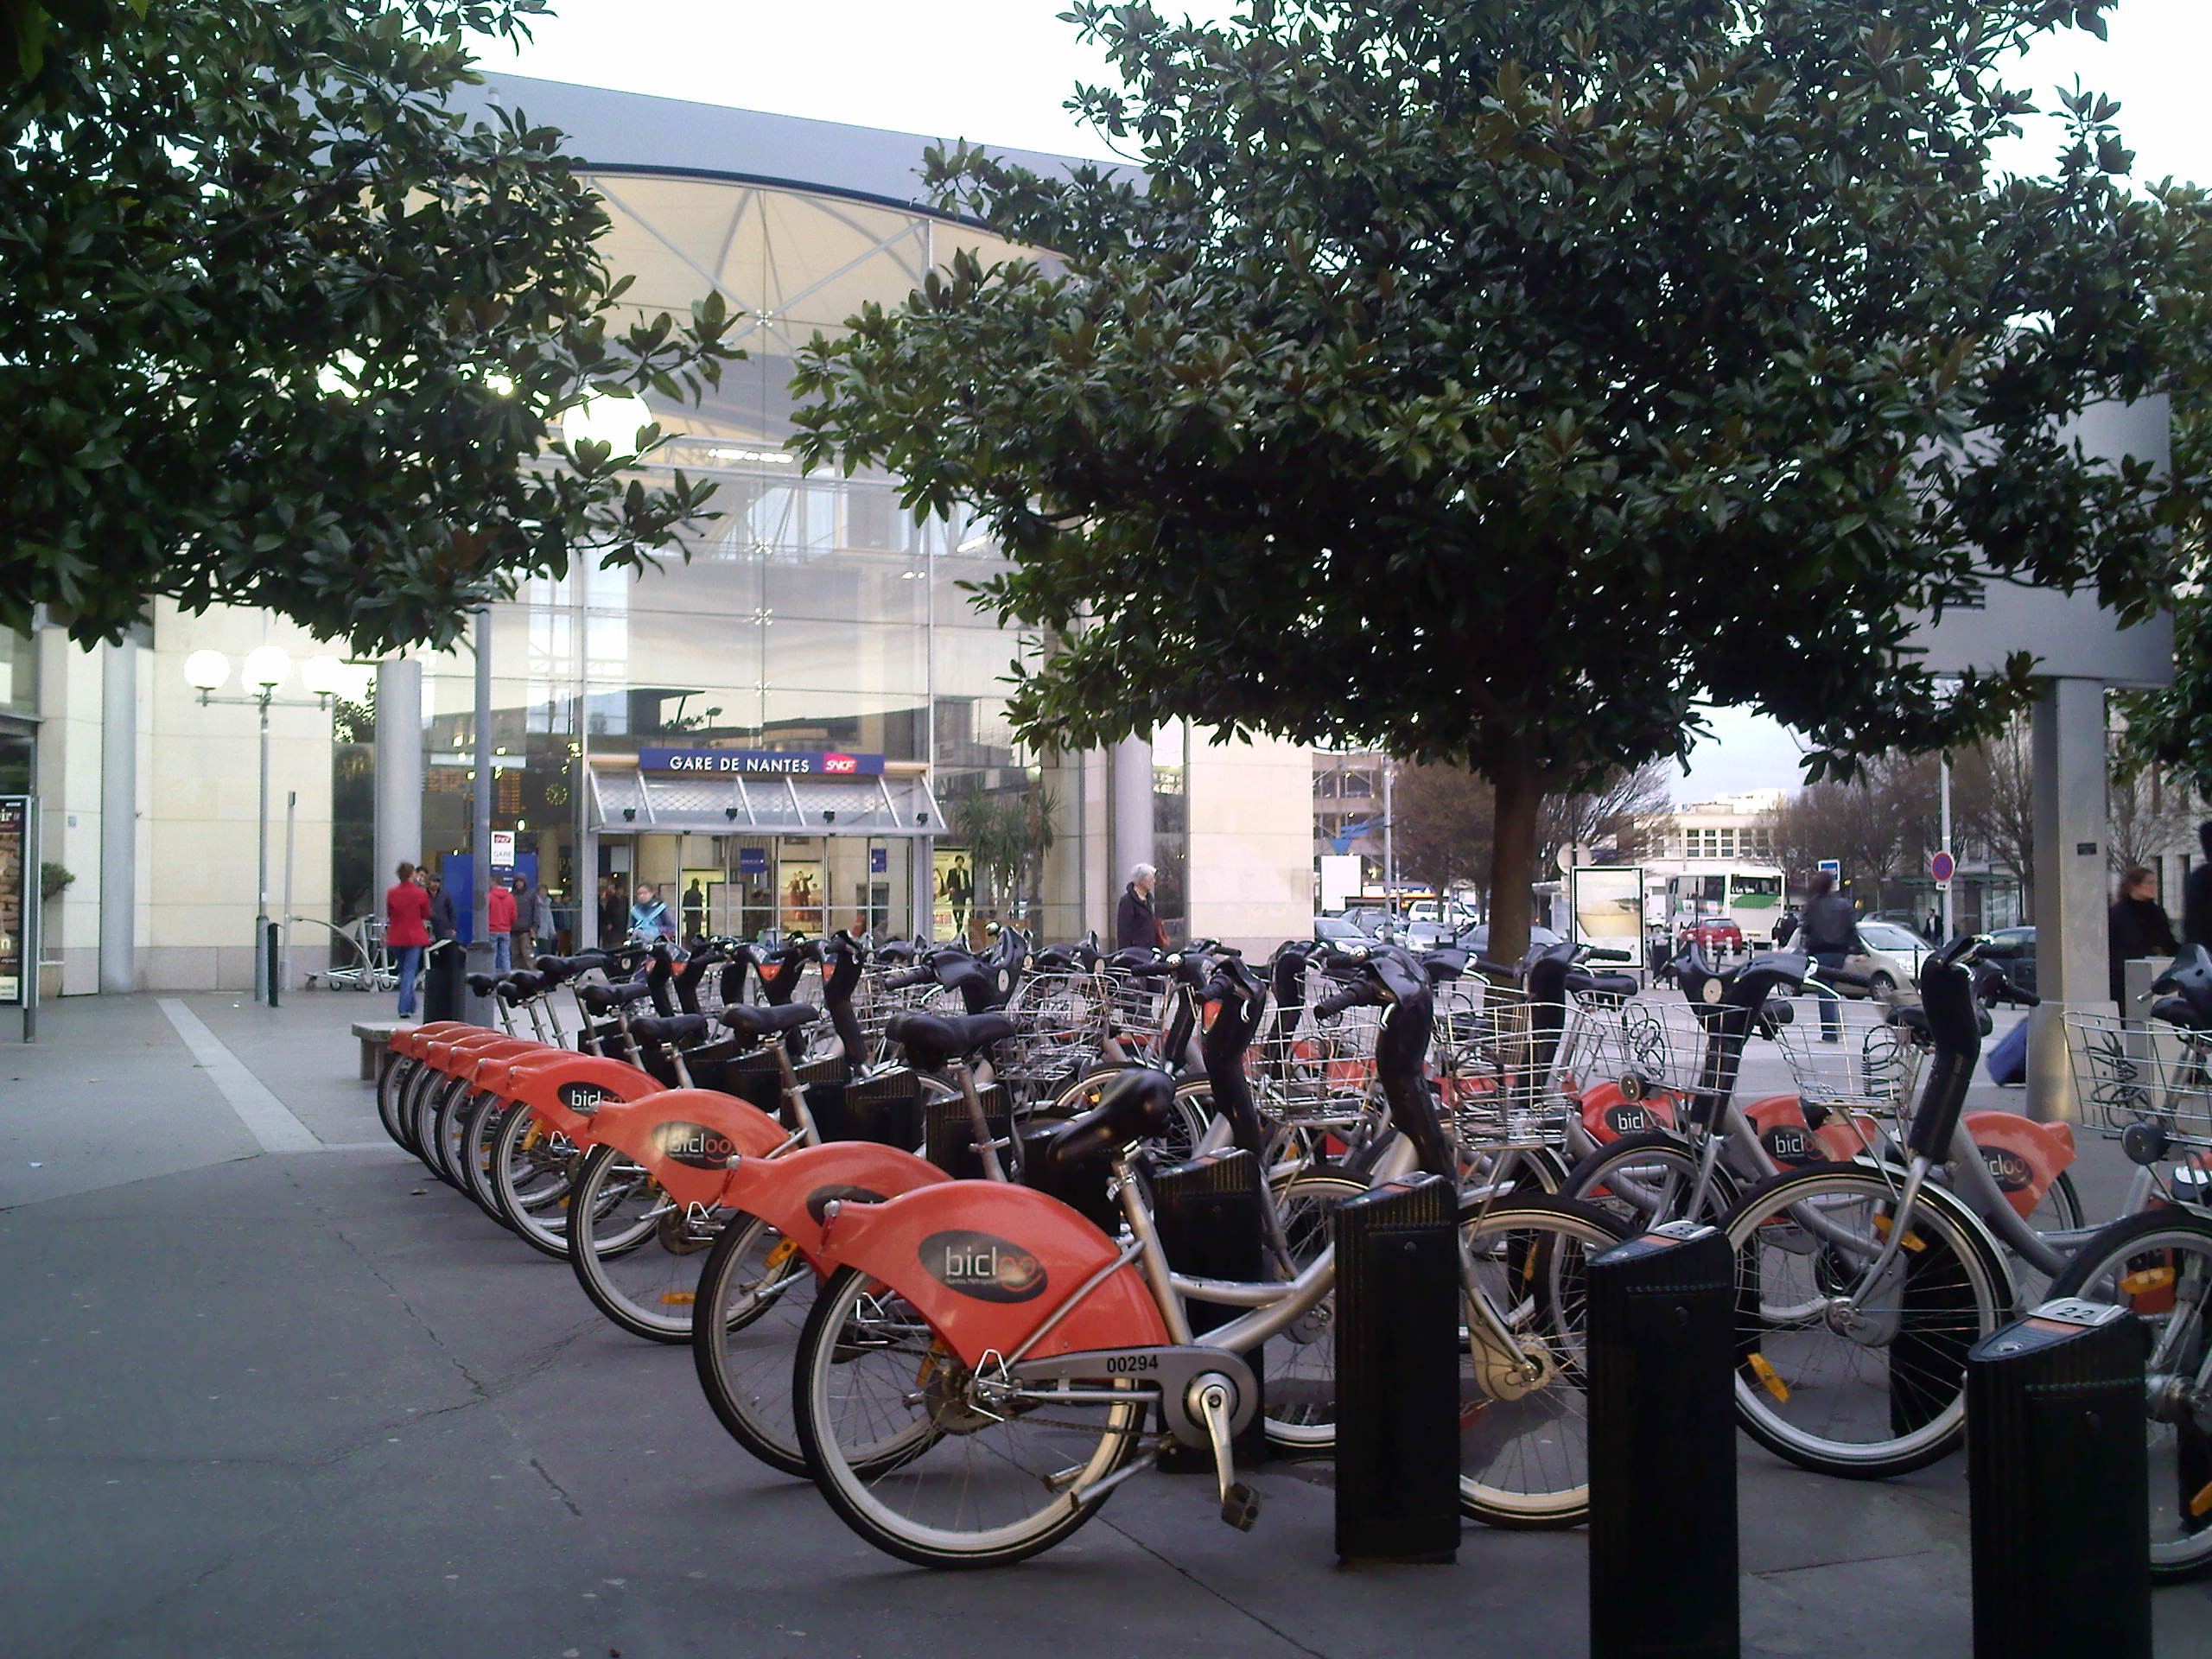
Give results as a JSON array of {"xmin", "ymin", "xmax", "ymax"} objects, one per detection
[
  {"xmin": 3, "ymin": 0, "xmax": 739, "ymax": 654},
  {"xmin": 1955, "ymin": 719, "xmax": 2037, "ymax": 907},
  {"xmin": 1390, "ymin": 761, "xmax": 1494, "ymax": 906},
  {"xmin": 1539, "ymin": 760, "xmax": 1675, "ymax": 870},
  {"xmin": 947, "ymin": 779, "xmax": 1058, "ymax": 920},
  {"xmin": 792, "ymin": 0, "xmax": 2191, "ymax": 962}
]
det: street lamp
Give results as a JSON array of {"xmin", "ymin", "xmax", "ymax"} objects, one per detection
[{"xmin": 188, "ymin": 646, "xmax": 340, "ymax": 1005}]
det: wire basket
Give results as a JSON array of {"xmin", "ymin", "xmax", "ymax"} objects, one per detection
[
  {"xmin": 1544, "ymin": 999, "xmax": 1764, "ymax": 1113},
  {"xmin": 999, "ymin": 969, "xmax": 1112, "ymax": 1089},
  {"xmin": 2067, "ymin": 1012, "xmax": 2212, "ymax": 1149},
  {"xmin": 1103, "ymin": 969, "xmax": 1175, "ymax": 1062},
  {"xmin": 852, "ymin": 965, "xmax": 938, "ymax": 1055},
  {"xmin": 1771, "ymin": 996, "xmax": 1926, "ymax": 1112},
  {"xmin": 1435, "ymin": 998, "xmax": 1620, "ymax": 1145},
  {"xmin": 1245, "ymin": 1004, "xmax": 1383, "ymax": 1123}
]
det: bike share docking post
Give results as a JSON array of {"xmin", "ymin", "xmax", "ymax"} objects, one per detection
[
  {"xmin": 1151, "ymin": 1146, "xmax": 1268, "ymax": 1471},
  {"xmin": 1587, "ymin": 1220, "xmax": 1737, "ymax": 1659},
  {"xmin": 1332, "ymin": 1172, "xmax": 1459, "ymax": 1564},
  {"xmin": 1967, "ymin": 1297, "xmax": 2149, "ymax": 1659}
]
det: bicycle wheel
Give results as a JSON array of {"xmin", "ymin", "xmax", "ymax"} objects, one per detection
[
  {"xmin": 1456, "ymin": 1194, "xmax": 1631, "ymax": 1527},
  {"xmin": 1042, "ymin": 1067, "xmax": 1209, "ymax": 1162},
  {"xmin": 458, "ymin": 1091, "xmax": 513, "ymax": 1228},
  {"xmin": 1726, "ymin": 1163, "xmax": 2011, "ymax": 1478},
  {"xmin": 1560, "ymin": 1130, "xmax": 1739, "ymax": 1236},
  {"xmin": 567, "ymin": 1144, "xmax": 723, "ymax": 1342},
  {"xmin": 377, "ymin": 1056, "xmax": 418, "ymax": 1151},
  {"xmin": 432, "ymin": 1084, "xmax": 491, "ymax": 1195},
  {"xmin": 487, "ymin": 1103, "xmax": 584, "ymax": 1260},
  {"xmin": 2045, "ymin": 1207, "xmax": 2212, "ymax": 1582},
  {"xmin": 692, "ymin": 1211, "xmax": 820, "ymax": 1475},
  {"xmin": 410, "ymin": 1072, "xmax": 465, "ymax": 1187},
  {"xmin": 1259, "ymin": 1167, "xmax": 1369, "ymax": 1450},
  {"xmin": 794, "ymin": 1263, "xmax": 1145, "ymax": 1567}
]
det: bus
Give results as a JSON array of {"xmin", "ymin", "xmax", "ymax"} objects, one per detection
[{"xmin": 1662, "ymin": 866, "xmax": 1786, "ymax": 945}]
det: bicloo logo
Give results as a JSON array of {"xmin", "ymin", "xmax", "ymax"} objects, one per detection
[
  {"xmin": 823, "ymin": 752, "xmax": 859, "ymax": 774},
  {"xmin": 652, "ymin": 1121, "xmax": 741, "ymax": 1171},
  {"xmin": 1760, "ymin": 1123, "xmax": 1818, "ymax": 1166},
  {"xmin": 921, "ymin": 1230, "xmax": 1048, "ymax": 1303},
  {"xmin": 1981, "ymin": 1147, "xmax": 2033, "ymax": 1192},
  {"xmin": 557, "ymin": 1083, "xmax": 611, "ymax": 1112}
]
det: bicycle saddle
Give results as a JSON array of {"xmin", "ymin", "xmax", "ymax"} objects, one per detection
[
  {"xmin": 1565, "ymin": 969, "xmax": 1638, "ymax": 998},
  {"xmin": 1890, "ymin": 1002, "xmax": 1993, "ymax": 1041},
  {"xmin": 497, "ymin": 973, "xmax": 548, "ymax": 1003},
  {"xmin": 884, "ymin": 1010, "xmax": 1017, "ymax": 1071},
  {"xmin": 629, "ymin": 1012, "xmax": 710, "ymax": 1048},
  {"xmin": 1421, "ymin": 948, "xmax": 1469, "ymax": 982},
  {"xmin": 1036, "ymin": 1067, "xmax": 1178, "ymax": 1177},
  {"xmin": 719, "ymin": 1003, "xmax": 820, "ymax": 1043},
  {"xmin": 1106, "ymin": 947, "xmax": 1178, "ymax": 978},
  {"xmin": 578, "ymin": 977, "xmax": 657, "ymax": 1014}
]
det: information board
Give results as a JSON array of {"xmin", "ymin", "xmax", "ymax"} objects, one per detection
[{"xmin": 0, "ymin": 797, "xmax": 25, "ymax": 1006}]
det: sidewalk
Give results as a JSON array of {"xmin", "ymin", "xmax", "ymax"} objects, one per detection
[{"xmin": 0, "ymin": 990, "xmax": 2204, "ymax": 1657}]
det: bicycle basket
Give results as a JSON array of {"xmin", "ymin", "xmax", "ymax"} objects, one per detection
[
  {"xmin": 2066, "ymin": 1011, "xmax": 2212, "ymax": 1149},
  {"xmin": 1771, "ymin": 997, "xmax": 1927, "ymax": 1113}
]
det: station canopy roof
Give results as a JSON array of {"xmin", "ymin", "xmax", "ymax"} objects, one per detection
[{"xmin": 588, "ymin": 764, "xmax": 942, "ymax": 838}]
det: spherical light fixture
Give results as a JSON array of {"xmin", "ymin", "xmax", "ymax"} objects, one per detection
[
  {"xmin": 299, "ymin": 653, "xmax": 346, "ymax": 698},
  {"xmin": 183, "ymin": 650, "xmax": 231, "ymax": 692},
  {"xmin": 242, "ymin": 645, "xmax": 291, "ymax": 691},
  {"xmin": 563, "ymin": 391, "xmax": 655, "ymax": 456}
]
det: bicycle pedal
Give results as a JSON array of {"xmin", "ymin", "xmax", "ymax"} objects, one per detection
[{"xmin": 1219, "ymin": 1481, "xmax": 1261, "ymax": 1531}]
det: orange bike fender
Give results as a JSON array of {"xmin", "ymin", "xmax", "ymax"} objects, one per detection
[
  {"xmin": 586, "ymin": 1090, "xmax": 788, "ymax": 1209},
  {"xmin": 721, "ymin": 1141, "xmax": 950, "ymax": 1268},
  {"xmin": 1966, "ymin": 1110, "xmax": 2076, "ymax": 1218},
  {"xmin": 817, "ymin": 1180, "xmax": 1171, "ymax": 1370},
  {"xmin": 394, "ymin": 1021, "xmax": 469, "ymax": 1057},
  {"xmin": 1579, "ymin": 1082, "xmax": 1679, "ymax": 1142},
  {"xmin": 503, "ymin": 1053, "xmax": 661, "ymax": 1139},
  {"xmin": 466, "ymin": 1042, "xmax": 561, "ymax": 1087},
  {"xmin": 426, "ymin": 1030, "xmax": 512, "ymax": 1072}
]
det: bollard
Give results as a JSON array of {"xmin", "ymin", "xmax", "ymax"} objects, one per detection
[
  {"xmin": 1967, "ymin": 1297, "xmax": 2149, "ymax": 1659},
  {"xmin": 1150, "ymin": 1147, "xmax": 1267, "ymax": 1468},
  {"xmin": 1333, "ymin": 1173, "xmax": 1459, "ymax": 1564},
  {"xmin": 264, "ymin": 920, "xmax": 282, "ymax": 1007},
  {"xmin": 1587, "ymin": 1220, "xmax": 1737, "ymax": 1659}
]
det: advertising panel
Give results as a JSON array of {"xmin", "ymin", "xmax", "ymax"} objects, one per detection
[{"xmin": 0, "ymin": 797, "xmax": 22, "ymax": 1006}]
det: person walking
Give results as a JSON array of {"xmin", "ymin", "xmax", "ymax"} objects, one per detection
[
  {"xmin": 486, "ymin": 875, "xmax": 517, "ymax": 974},
  {"xmin": 598, "ymin": 873, "xmax": 626, "ymax": 949},
  {"xmin": 2185, "ymin": 822, "xmax": 2212, "ymax": 951},
  {"xmin": 1116, "ymin": 863, "xmax": 1164, "ymax": 951},
  {"xmin": 385, "ymin": 862, "xmax": 430, "ymax": 1019},
  {"xmin": 1772, "ymin": 906, "xmax": 1801, "ymax": 949},
  {"xmin": 508, "ymin": 874, "xmax": 540, "ymax": 970},
  {"xmin": 681, "ymin": 879, "xmax": 707, "ymax": 944},
  {"xmin": 2110, "ymin": 866, "xmax": 2178, "ymax": 1006},
  {"xmin": 629, "ymin": 881, "xmax": 676, "ymax": 944},
  {"xmin": 1801, "ymin": 872, "xmax": 1859, "ymax": 1041},
  {"xmin": 424, "ymin": 869, "xmax": 458, "ymax": 946}
]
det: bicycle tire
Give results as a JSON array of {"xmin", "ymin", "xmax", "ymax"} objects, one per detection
[
  {"xmin": 1560, "ymin": 1129, "xmax": 1740, "ymax": 1236},
  {"xmin": 431, "ymin": 1083, "xmax": 488, "ymax": 1193},
  {"xmin": 1724, "ymin": 1161, "xmax": 2012, "ymax": 1478},
  {"xmin": 1455, "ymin": 1193, "xmax": 1633, "ymax": 1527},
  {"xmin": 487, "ymin": 1103, "xmax": 582, "ymax": 1259},
  {"xmin": 409, "ymin": 1071, "xmax": 464, "ymax": 1187},
  {"xmin": 567, "ymin": 1143, "xmax": 720, "ymax": 1343},
  {"xmin": 457, "ymin": 1091, "xmax": 513, "ymax": 1229},
  {"xmin": 1257, "ymin": 1167, "xmax": 1369, "ymax": 1450},
  {"xmin": 377, "ymin": 1055, "xmax": 418, "ymax": 1151},
  {"xmin": 794, "ymin": 1262, "xmax": 1144, "ymax": 1568},
  {"xmin": 691, "ymin": 1211, "xmax": 820, "ymax": 1475},
  {"xmin": 2045, "ymin": 1206, "xmax": 2212, "ymax": 1582}
]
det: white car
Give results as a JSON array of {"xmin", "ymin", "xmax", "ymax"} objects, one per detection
[{"xmin": 1840, "ymin": 918, "xmax": 1936, "ymax": 996}]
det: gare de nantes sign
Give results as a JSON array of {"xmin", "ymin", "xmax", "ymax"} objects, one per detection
[{"xmin": 639, "ymin": 747, "xmax": 886, "ymax": 778}]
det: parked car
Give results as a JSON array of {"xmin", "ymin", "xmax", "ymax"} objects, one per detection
[
  {"xmin": 1313, "ymin": 915, "xmax": 1372, "ymax": 950},
  {"xmin": 1442, "ymin": 923, "xmax": 1563, "ymax": 960},
  {"xmin": 1978, "ymin": 926, "xmax": 2037, "ymax": 996},
  {"xmin": 1839, "ymin": 918, "xmax": 1939, "ymax": 996},
  {"xmin": 1679, "ymin": 916, "xmax": 1745, "ymax": 956}
]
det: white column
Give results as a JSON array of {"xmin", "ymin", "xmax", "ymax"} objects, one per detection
[
  {"xmin": 1110, "ymin": 736, "xmax": 1154, "ymax": 887},
  {"xmin": 98, "ymin": 639, "xmax": 136, "ymax": 993},
  {"xmin": 2026, "ymin": 676, "xmax": 2109, "ymax": 1122},
  {"xmin": 373, "ymin": 659, "xmax": 423, "ymax": 893}
]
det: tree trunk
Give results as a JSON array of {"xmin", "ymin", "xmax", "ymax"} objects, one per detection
[{"xmin": 1486, "ymin": 758, "xmax": 1542, "ymax": 965}]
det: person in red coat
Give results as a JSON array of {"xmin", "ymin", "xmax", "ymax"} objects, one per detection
[
  {"xmin": 486, "ymin": 877, "xmax": 518, "ymax": 973},
  {"xmin": 385, "ymin": 862, "xmax": 431, "ymax": 1018}
]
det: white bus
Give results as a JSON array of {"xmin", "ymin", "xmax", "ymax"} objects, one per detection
[{"xmin": 1662, "ymin": 866, "xmax": 1786, "ymax": 944}]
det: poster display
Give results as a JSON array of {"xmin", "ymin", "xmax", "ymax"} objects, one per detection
[
  {"xmin": 932, "ymin": 849, "xmax": 973, "ymax": 942},
  {"xmin": 779, "ymin": 858, "xmax": 823, "ymax": 933},
  {"xmin": 0, "ymin": 797, "xmax": 22, "ymax": 1006},
  {"xmin": 1568, "ymin": 865, "xmax": 1645, "ymax": 953}
]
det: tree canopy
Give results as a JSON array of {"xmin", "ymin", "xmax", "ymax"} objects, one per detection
[
  {"xmin": 791, "ymin": 0, "xmax": 2197, "ymax": 957},
  {"xmin": 3, "ymin": 0, "xmax": 738, "ymax": 653}
]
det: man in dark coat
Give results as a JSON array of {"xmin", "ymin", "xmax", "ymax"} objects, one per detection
[
  {"xmin": 1801, "ymin": 872, "xmax": 1859, "ymax": 1040},
  {"xmin": 2185, "ymin": 822, "xmax": 2212, "ymax": 953},
  {"xmin": 2111, "ymin": 865, "xmax": 2178, "ymax": 1004},
  {"xmin": 1116, "ymin": 863, "xmax": 1162, "ymax": 951}
]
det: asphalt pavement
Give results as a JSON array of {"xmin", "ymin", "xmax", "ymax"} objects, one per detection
[{"xmin": 0, "ymin": 989, "xmax": 2205, "ymax": 1657}]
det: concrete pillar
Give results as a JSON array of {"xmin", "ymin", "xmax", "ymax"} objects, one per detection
[
  {"xmin": 98, "ymin": 639, "xmax": 136, "ymax": 993},
  {"xmin": 1111, "ymin": 736, "xmax": 1154, "ymax": 890},
  {"xmin": 2026, "ymin": 676, "xmax": 2109, "ymax": 1122},
  {"xmin": 373, "ymin": 659, "xmax": 423, "ymax": 893}
]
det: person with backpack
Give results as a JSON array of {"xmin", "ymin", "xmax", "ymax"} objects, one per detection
[
  {"xmin": 1801, "ymin": 872, "xmax": 1859, "ymax": 1042},
  {"xmin": 2110, "ymin": 865, "xmax": 2178, "ymax": 1005}
]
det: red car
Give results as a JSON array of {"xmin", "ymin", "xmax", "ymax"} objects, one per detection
[{"xmin": 1680, "ymin": 917, "xmax": 1744, "ymax": 955}]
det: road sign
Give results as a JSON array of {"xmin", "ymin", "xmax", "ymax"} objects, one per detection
[
  {"xmin": 1817, "ymin": 859, "xmax": 1841, "ymax": 879},
  {"xmin": 1930, "ymin": 850, "xmax": 1956, "ymax": 883}
]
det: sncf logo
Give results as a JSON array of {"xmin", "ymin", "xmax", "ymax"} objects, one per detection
[
  {"xmin": 557, "ymin": 1083, "xmax": 611, "ymax": 1112},
  {"xmin": 823, "ymin": 753, "xmax": 859, "ymax": 774},
  {"xmin": 652, "ymin": 1121, "xmax": 741, "ymax": 1171},
  {"xmin": 921, "ymin": 1230, "xmax": 1048, "ymax": 1303}
]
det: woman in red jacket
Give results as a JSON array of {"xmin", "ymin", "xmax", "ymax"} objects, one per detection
[{"xmin": 385, "ymin": 862, "xmax": 431, "ymax": 1018}]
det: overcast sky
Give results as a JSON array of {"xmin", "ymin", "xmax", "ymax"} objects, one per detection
[{"xmin": 478, "ymin": 2, "xmax": 2209, "ymax": 802}]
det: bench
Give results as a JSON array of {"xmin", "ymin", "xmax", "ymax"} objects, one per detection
[{"xmin": 351, "ymin": 1020, "xmax": 407, "ymax": 1082}]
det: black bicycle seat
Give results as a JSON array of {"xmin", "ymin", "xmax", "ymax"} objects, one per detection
[
  {"xmin": 497, "ymin": 973, "xmax": 546, "ymax": 1003},
  {"xmin": 885, "ymin": 1010, "xmax": 1017, "ymax": 1070},
  {"xmin": 719, "ymin": 1003, "xmax": 820, "ymax": 1043},
  {"xmin": 629, "ymin": 1012, "xmax": 709, "ymax": 1047},
  {"xmin": 1564, "ymin": 969, "xmax": 1638, "ymax": 998},
  {"xmin": 1106, "ymin": 948, "xmax": 1179, "ymax": 979},
  {"xmin": 2152, "ymin": 995, "xmax": 2197, "ymax": 1027},
  {"xmin": 1037, "ymin": 1068, "xmax": 1178, "ymax": 1176},
  {"xmin": 578, "ymin": 977, "xmax": 657, "ymax": 1014},
  {"xmin": 465, "ymin": 973, "xmax": 497, "ymax": 996}
]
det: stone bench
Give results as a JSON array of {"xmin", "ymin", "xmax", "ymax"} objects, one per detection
[{"xmin": 351, "ymin": 1020, "xmax": 407, "ymax": 1082}]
